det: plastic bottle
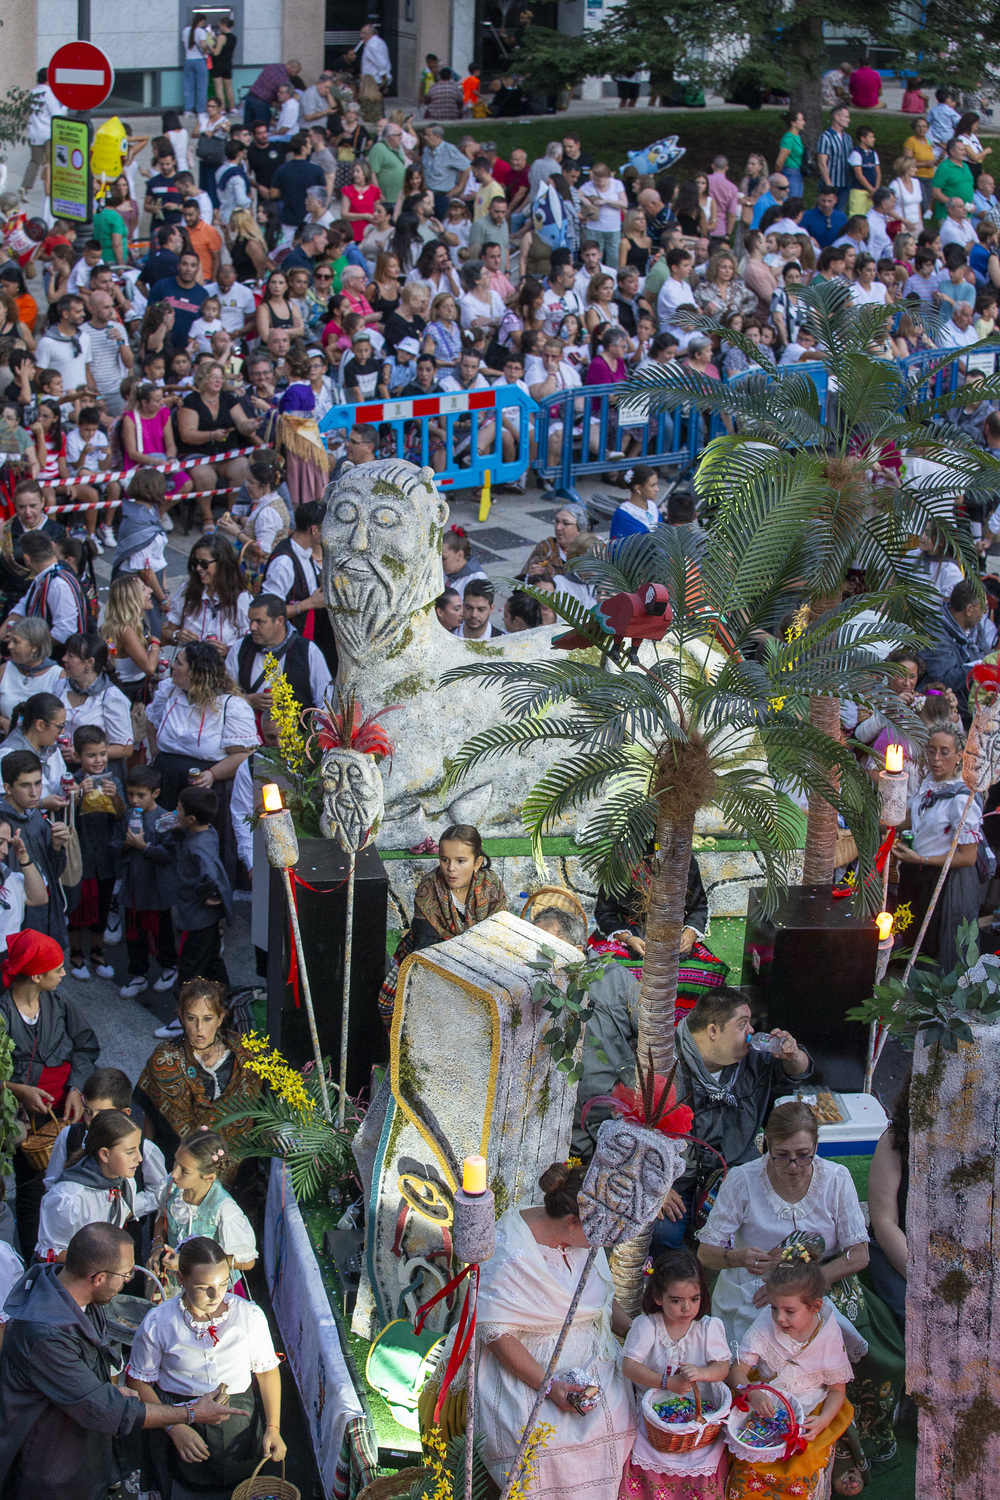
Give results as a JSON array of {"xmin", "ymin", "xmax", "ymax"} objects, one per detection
[{"xmin": 748, "ymin": 1031, "xmax": 785, "ymax": 1056}]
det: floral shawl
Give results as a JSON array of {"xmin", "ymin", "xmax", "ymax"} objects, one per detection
[
  {"xmin": 135, "ymin": 1028, "xmax": 261, "ymax": 1184},
  {"xmin": 378, "ymin": 867, "xmax": 507, "ymax": 1024}
]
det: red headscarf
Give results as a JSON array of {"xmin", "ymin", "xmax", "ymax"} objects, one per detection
[{"xmin": 2, "ymin": 929, "xmax": 65, "ymax": 987}]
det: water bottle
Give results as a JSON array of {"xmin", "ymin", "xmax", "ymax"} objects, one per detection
[
  {"xmin": 128, "ymin": 808, "xmax": 145, "ymax": 837},
  {"xmin": 748, "ymin": 1031, "xmax": 785, "ymax": 1056}
]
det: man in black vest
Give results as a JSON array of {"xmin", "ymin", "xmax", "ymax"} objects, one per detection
[
  {"xmin": 225, "ymin": 593, "xmax": 332, "ymax": 725},
  {"xmin": 261, "ymin": 501, "xmax": 338, "ymax": 678}
]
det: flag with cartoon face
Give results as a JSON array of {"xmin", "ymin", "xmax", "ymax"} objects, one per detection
[
  {"xmin": 532, "ymin": 180, "xmax": 567, "ymax": 251},
  {"xmin": 626, "ymin": 136, "xmax": 686, "ymax": 177}
]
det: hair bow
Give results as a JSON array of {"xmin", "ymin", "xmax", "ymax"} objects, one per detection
[{"xmin": 449, "ymin": 524, "xmax": 467, "ymax": 537}]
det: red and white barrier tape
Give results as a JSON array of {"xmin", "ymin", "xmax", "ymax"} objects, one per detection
[
  {"xmin": 44, "ymin": 487, "xmax": 241, "ymax": 514},
  {"xmin": 72, "ymin": 446, "xmax": 258, "ymax": 483}
]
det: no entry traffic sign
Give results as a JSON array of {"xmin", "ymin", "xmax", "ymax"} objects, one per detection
[{"xmin": 48, "ymin": 41, "xmax": 115, "ymax": 112}]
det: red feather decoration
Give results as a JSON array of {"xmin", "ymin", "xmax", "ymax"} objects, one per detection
[{"xmin": 312, "ymin": 690, "xmax": 400, "ymax": 767}]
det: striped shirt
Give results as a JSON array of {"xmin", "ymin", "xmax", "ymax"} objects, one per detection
[{"xmin": 817, "ymin": 125, "xmax": 852, "ymax": 189}]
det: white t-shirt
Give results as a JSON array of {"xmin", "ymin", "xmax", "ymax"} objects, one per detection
[
  {"xmin": 573, "ymin": 261, "xmax": 616, "ymax": 300},
  {"xmin": 66, "ymin": 428, "xmax": 109, "ymax": 469},
  {"xmin": 890, "ymin": 176, "xmax": 924, "ymax": 229},
  {"xmin": 129, "ymin": 1292, "xmax": 279, "ymax": 1396},
  {"xmin": 939, "ymin": 216, "xmax": 976, "ymax": 250},
  {"xmin": 458, "ymin": 289, "xmax": 506, "ymax": 330},
  {"xmin": 580, "ymin": 178, "xmax": 626, "ymax": 232},
  {"xmin": 146, "ymin": 680, "xmax": 258, "ymax": 761},
  {"xmin": 166, "ymin": 128, "xmax": 190, "ymax": 171},
  {"xmin": 850, "ymin": 280, "xmax": 887, "ymax": 306},
  {"xmin": 166, "ymin": 591, "xmax": 252, "ymax": 651},
  {"xmin": 27, "ymin": 85, "xmax": 67, "ymax": 147},
  {"xmin": 181, "ymin": 27, "xmax": 209, "ymax": 60},
  {"xmin": 441, "ymin": 372, "xmax": 491, "ymax": 395},
  {"xmin": 35, "ymin": 328, "xmax": 93, "ymax": 392},
  {"xmin": 206, "ymin": 279, "xmax": 256, "ymax": 334},
  {"xmin": 541, "ymin": 286, "xmax": 585, "ymax": 337},
  {"xmin": 275, "ymin": 97, "xmax": 301, "ymax": 136},
  {"xmin": 656, "ymin": 277, "xmax": 697, "ymax": 346},
  {"xmin": 187, "ymin": 316, "xmax": 225, "ymax": 354}
]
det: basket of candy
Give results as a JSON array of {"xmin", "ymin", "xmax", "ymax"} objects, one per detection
[
  {"xmin": 725, "ymin": 1385, "xmax": 806, "ymax": 1465},
  {"xmin": 641, "ymin": 1381, "xmax": 732, "ymax": 1454}
]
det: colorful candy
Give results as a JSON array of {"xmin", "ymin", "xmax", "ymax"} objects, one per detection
[
  {"xmin": 651, "ymin": 1392, "xmax": 698, "ymax": 1424},
  {"xmin": 741, "ymin": 1408, "xmax": 792, "ymax": 1447}
]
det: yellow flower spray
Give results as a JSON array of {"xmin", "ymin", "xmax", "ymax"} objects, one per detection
[
  {"xmin": 242, "ymin": 1030, "xmax": 314, "ymax": 1118},
  {"xmin": 264, "ymin": 654, "xmax": 307, "ymax": 773}
]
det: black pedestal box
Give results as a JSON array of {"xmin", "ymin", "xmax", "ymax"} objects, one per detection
[
  {"xmin": 740, "ymin": 887, "xmax": 877, "ymax": 1092},
  {"xmin": 266, "ymin": 840, "xmax": 389, "ymax": 1096}
]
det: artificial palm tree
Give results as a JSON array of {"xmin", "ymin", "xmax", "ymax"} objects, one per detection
[
  {"xmin": 441, "ymin": 523, "xmax": 915, "ymax": 1304},
  {"xmin": 628, "ymin": 278, "xmax": 1000, "ymax": 883}
]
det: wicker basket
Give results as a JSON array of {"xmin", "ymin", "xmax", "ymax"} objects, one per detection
[
  {"xmin": 356, "ymin": 1466, "xmax": 428, "ymax": 1500},
  {"xmin": 20, "ymin": 1110, "xmax": 68, "ymax": 1171},
  {"xmin": 230, "ymin": 1457, "xmax": 301, "ymax": 1500},
  {"xmin": 725, "ymin": 1385, "xmax": 805, "ymax": 1464},
  {"xmin": 641, "ymin": 1382, "xmax": 732, "ymax": 1454},
  {"xmin": 519, "ymin": 886, "xmax": 587, "ymax": 924}
]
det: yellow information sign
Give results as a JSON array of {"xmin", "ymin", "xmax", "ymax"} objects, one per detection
[{"xmin": 50, "ymin": 117, "xmax": 91, "ymax": 223}]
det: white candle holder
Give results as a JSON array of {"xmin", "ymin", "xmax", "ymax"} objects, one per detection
[{"xmin": 878, "ymin": 768, "xmax": 908, "ymax": 827}]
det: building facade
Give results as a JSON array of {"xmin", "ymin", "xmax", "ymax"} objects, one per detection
[{"xmin": 1, "ymin": 0, "xmax": 477, "ymax": 111}]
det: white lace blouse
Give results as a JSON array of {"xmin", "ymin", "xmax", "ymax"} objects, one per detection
[
  {"xmin": 738, "ymin": 1306, "xmax": 853, "ymax": 1414},
  {"xmin": 128, "ymin": 1292, "xmax": 278, "ymax": 1396}
]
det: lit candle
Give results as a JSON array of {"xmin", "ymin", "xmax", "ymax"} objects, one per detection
[
  {"xmin": 262, "ymin": 783, "xmax": 283, "ymax": 813},
  {"xmin": 885, "ymin": 744, "xmax": 903, "ymax": 775},
  {"xmin": 463, "ymin": 1155, "xmax": 487, "ymax": 1196},
  {"xmin": 875, "ymin": 912, "xmax": 893, "ymax": 942}
]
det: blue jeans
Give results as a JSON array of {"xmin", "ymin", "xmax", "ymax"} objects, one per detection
[
  {"xmin": 591, "ymin": 228, "xmax": 620, "ymax": 266},
  {"xmin": 183, "ymin": 56, "xmax": 208, "ymax": 114},
  {"xmin": 785, "ymin": 169, "xmax": 804, "ymax": 197},
  {"xmin": 834, "ymin": 185, "xmax": 850, "ymax": 214},
  {"xmin": 649, "ymin": 1191, "xmax": 692, "ymax": 1252},
  {"xmin": 243, "ymin": 92, "xmax": 272, "ymax": 128},
  {"xmin": 432, "ymin": 190, "xmax": 453, "ymax": 222}
]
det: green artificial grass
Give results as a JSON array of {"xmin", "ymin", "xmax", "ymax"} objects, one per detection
[
  {"xmin": 380, "ymin": 835, "xmax": 580, "ymax": 862},
  {"xmin": 444, "ymin": 108, "xmax": 954, "ymax": 208}
]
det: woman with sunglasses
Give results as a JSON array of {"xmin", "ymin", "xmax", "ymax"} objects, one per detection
[
  {"xmin": 305, "ymin": 262, "xmax": 336, "ymax": 329},
  {"xmin": 162, "ymin": 537, "xmax": 251, "ymax": 662}
]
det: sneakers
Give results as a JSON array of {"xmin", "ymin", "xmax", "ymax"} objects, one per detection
[
  {"xmin": 153, "ymin": 967, "xmax": 178, "ymax": 992},
  {"xmin": 70, "ymin": 962, "xmax": 90, "ymax": 980},
  {"xmin": 120, "ymin": 975, "xmax": 148, "ymax": 999},
  {"xmin": 90, "ymin": 534, "xmax": 104, "ymax": 555},
  {"xmin": 94, "ymin": 962, "xmax": 115, "ymax": 979},
  {"xmin": 104, "ymin": 911, "xmax": 122, "ymax": 945},
  {"xmin": 154, "ymin": 1017, "xmax": 184, "ymax": 1039},
  {"xmin": 100, "ymin": 523, "xmax": 116, "ymax": 548}
]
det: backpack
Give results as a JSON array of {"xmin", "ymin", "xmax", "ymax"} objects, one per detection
[{"xmin": 801, "ymin": 143, "xmax": 818, "ymax": 178}]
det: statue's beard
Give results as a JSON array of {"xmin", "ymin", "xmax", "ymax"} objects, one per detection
[{"xmin": 325, "ymin": 552, "xmax": 427, "ymax": 658}]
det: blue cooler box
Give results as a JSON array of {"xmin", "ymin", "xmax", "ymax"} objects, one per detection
[{"xmin": 777, "ymin": 1092, "xmax": 888, "ymax": 1157}]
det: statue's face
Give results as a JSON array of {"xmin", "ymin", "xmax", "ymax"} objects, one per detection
[
  {"xmin": 320, "ymin": 747, "xmax": 384, "ymax": 852},
  {"xmin": 578, "ymin": 1120, "xmax": 682, "ymax": 1248},
  {"xmin": 322, "ymin": 459, "xmax": 448, "ymax": 658}
]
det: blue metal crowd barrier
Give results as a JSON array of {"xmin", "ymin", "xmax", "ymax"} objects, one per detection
[
  {"xmin": 317, "ymin": 346, "xmax": 979, "ymax": 502},
  {"xmin": 532, "ymin": 380, "xmax": 700, "ymax": 502},
  {"xmin": 317, "ymin": 384, "xmax": 537, "ymax": 492}
]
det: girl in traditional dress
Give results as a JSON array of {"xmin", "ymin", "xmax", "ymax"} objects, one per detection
[
  {"xmin": 128, "ymin": 1235, "xmax": 285, "ymax": 1500},
  {"xmin": 37, "ymin": 1109, "xmax": 152, "ymax": 1260},
  {"xmin": 619, "ymin": 1249, "xmax": 731, "ymax": 1500},
  {"xmin": 726, "ymin": 1259, "xmax": 854, "ymax": 1500},
  {"xmin": 151, "ymin": 1129, "xmax": 256, "ymax": 1291},
  {"xmin": 378, "ymin": 823, "xmax": 506, "ymax": 1023}
]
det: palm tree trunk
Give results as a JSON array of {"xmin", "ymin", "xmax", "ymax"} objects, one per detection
[
  {"xmin": 787, "ymin": 7, "xmax": 825, "ymax": 144},
  {"xmin": 611, "ymin": 803, "xmax": 696, "ymax": 1315},
  {"xmin": 802, "ymin": 692, "xmax": 841, "ymax": 886}
]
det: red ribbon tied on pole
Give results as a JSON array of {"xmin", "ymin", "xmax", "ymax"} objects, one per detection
[{"xmin": 414, "ymin": 1262, "xmax": 480, "ymax": 1424}]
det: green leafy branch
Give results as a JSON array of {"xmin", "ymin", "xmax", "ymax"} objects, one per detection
[
  {"xmin": 0, "ymin": 1019, "xmax": 18, "ymax": 1177},
  {"xmin": 527, "ymin": 944, "xmax": 610, "ymax": 1086},
  {"xmin": 214, "ymin": 1062, "xmax": 365, "ymax": 1201},
  {"xmin": 847, "ymin": 919, "xmax": 1000, "ymax": 1053}
]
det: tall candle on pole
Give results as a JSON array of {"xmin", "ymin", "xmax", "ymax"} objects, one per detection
[{"xmin": 260, "ymin": 784, "xmax": 332, "ymax": 1124}]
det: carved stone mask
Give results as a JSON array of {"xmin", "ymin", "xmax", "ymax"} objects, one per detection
[
  {"xmin": 320, "ymin": 746, "xmax": 385, "ymax": 852},
  {"xmin": 578, "ymin": 1119, "xmax": 684, "ymax": 1248},
  {"xmin": 322, "ymin": 459, "xmax": 449, "ymax": 660}
]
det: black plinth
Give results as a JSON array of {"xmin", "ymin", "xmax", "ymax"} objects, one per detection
[
  {"xmin": 266, "ymin": 840, "xmax": 389, "ymax": 1097},
  {"xmin": 741, "ymin": 886, "xmax": 878, "ymax": 1092}
]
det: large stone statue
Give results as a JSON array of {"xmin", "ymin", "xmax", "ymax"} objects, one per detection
[{"xmin": 321, "ymin": 458, "xmax": 575, "ymax": 849}]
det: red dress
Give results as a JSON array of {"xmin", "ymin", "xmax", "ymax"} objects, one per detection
[{"xmin": 342, "ymin": 183, "xmax": 380, "ymax": 242}]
